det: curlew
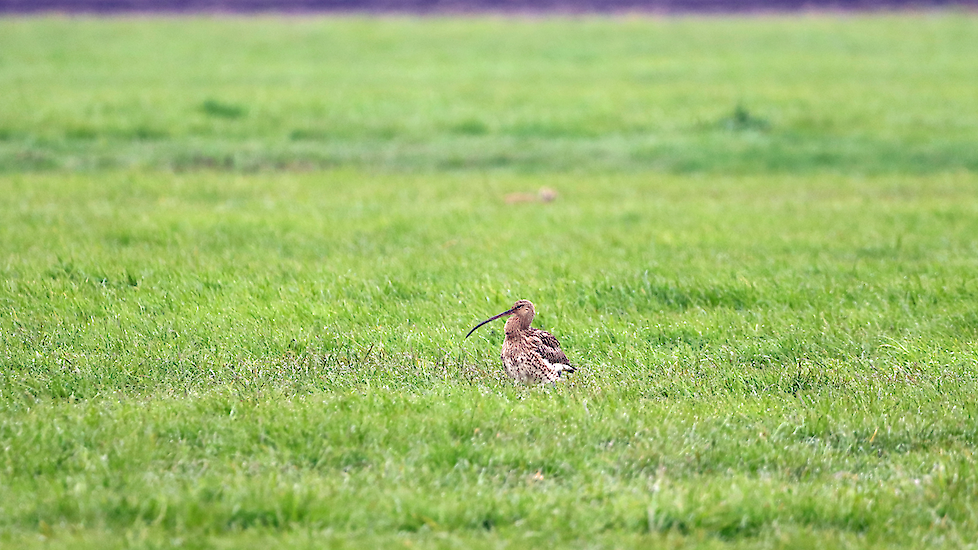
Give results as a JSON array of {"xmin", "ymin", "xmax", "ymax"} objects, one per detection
[{"xmin": 465, "ymin": 299, "xmax": 576, "ymax": 384}]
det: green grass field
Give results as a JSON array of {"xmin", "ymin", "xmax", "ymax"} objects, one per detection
[{"xmin": 2, "ymin": 14, "xmax": 978, "ymax": 549}]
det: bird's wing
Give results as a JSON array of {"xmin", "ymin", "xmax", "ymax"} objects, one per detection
[{"xmin": 529, "ymin": 327, "xmax": 572, "ymax": 367}]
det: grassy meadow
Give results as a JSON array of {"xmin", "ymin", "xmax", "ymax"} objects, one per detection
[{"xmin": 2, "ymin": 14, "xmax": 978, "ymax": 549}]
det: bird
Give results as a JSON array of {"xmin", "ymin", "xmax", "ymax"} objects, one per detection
[{"xmin": 465, "ymin": 299, "xmax": 576, "ymax": 384}]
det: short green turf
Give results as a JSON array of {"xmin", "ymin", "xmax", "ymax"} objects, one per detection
[{"xmin": 2, "ymin": 14, "xmax": 978, "ymax": 550}]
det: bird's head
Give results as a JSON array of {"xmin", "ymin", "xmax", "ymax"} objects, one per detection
[{"xmin": 465, "ymin": 299, "xmax": 536, "ymax": 338}]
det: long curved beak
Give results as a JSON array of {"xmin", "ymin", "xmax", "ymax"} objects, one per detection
[{"xmin": 465, "ymin": 307, "xmax": 517, "ymax": 338}]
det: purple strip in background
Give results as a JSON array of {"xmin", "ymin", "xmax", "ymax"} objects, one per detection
[{"xmin": 1, "ymin": 0, "xmax": 975, "ymax": 13}]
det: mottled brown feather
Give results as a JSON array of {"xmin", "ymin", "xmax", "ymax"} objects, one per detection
[{"xmin": 528, "ymin": 328, "xmax": 573, "ymax": 369}]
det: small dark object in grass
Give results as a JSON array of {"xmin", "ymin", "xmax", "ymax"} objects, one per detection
[
  {"xmin": 451, "ymin": 119, "xmax": 489, "ymax": 136},
  {"xmin": 722, "ymin": 103, "xmax": 770, "ymax": 131},
  {"xmin": 201, "ymin": 99, "xmax": 247, "ymax": 119}
]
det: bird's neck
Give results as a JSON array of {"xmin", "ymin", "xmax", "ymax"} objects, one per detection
[{"xmin": 504, "ymin": 315, "xmax": 530, "ymax": 337}]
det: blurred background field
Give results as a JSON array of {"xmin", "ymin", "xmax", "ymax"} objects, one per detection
[
  {"xmin": 2, "ymin": 16, "xmax": 978, "ymax": 174},
  {"xmin": 2, "ymin": 13, "xmax": 978, "ymax": 550}
]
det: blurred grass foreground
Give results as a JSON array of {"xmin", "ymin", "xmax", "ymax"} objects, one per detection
[{"xmin": 2, "ymin": 13, "xmax": 978, "ymax": 550}]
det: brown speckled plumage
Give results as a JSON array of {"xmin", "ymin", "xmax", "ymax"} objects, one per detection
[{"xmin": 465, "ymin": 300, "xmax": 576, "ymax": 384}]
